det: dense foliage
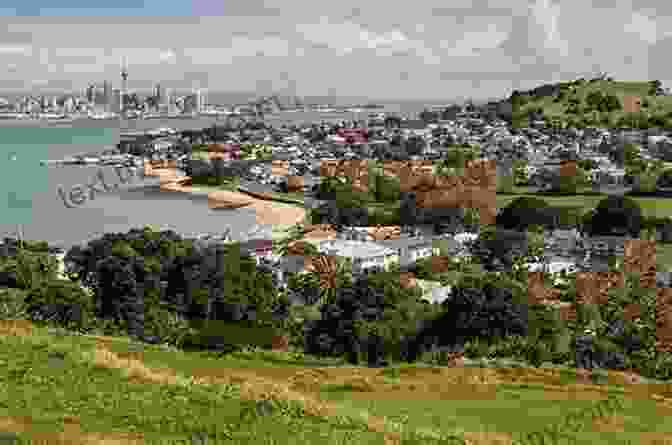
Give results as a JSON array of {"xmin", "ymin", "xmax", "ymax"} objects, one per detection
[
  {"xmin": 404, "ymin": 273, "xmax": 529, "ymax": 362},
  {"xmin": 583, "ymin": 195, "xmax": 642, "ymax": 237},
  {"xmin": 497, "ymin": 197, "xmax": 551, "ymax": 230}
]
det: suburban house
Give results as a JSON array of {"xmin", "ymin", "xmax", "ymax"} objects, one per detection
[
  {"xmin": 584, "ymin": 236, "xmax": 626, "ymax": 256},
  {"xmin": 317, "ymin": 239, "xmax": 398, "ymax": 274},
  {"xmin": 592, "ymin": 166, "xmax": 626, "ymax": 186},
  {"xmin": 238, "ymin": 239, "xmax": 276, "ymax": 264},
  {"xmin": 375, "ymin": 236, "xmax": 439, "ymax": 268}
]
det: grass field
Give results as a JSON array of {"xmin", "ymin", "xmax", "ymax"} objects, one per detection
[
  {"xmin": 3, "ymin": 319, "xmax": 672, "ymax": 445},
  {"xmin": 517, "ymin": 79, "xmax": 672, "ymax": 125},
  {"xmin": 495, "ymin": 193, "xmax": 672, "ymax": 220}
]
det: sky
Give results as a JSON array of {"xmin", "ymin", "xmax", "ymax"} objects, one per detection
[{"xmin": 0, "ymin": 0, "xmax": 671, "ymax": 102}]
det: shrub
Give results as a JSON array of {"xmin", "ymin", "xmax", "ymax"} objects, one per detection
[
  {"xmin": 23, "ymin": 280, "xmax": 96, "ymax": 332},
  {"xmin": 586, "ymin": 195, "xmax": 642, "ymax": 237},
  {"xmin": 497, "ymin": 197, "xmax": 551, "ymax": 230}
]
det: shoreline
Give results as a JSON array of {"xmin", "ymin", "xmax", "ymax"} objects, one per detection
[{"xmin": 144, "ymin": 162, "xmax": 307, "ymax": 227}]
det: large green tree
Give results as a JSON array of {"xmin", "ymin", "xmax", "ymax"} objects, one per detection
[{"xmin": 584, "ymin": 196, "xmax": 642, "ymax": 237}]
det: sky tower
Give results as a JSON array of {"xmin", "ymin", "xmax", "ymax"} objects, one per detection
[{"xmin": 120, "ymin": 56, "xmax": 128, "ymax": 112}]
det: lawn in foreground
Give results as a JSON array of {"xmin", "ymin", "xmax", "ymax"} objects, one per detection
[
  {"xmin": 0, "ymin": 328, "xmax": 388, "ymax": 445},
  {"xmin": 318, "ymin": 370, "xmax": 672, "ymax": 445}
]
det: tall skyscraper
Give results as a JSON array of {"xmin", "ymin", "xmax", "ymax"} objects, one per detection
[
  {"xmin": 112, "ymin": 89, "xmax": 122, "ymax": 113},
  {"xmin": 195, "ymin": 89, "xmax": 202, "ymax": 113},
  {"xmin": 166, "ymin": 88, "xmax": 173, "ymax": 112},
  {"xmin": 120, "ymin": 56, "xmax": 128, "ymax": 112},
  {"xmin": 86, "ymin": 84, "xmax": 96, "ymax": 104},
  {"xmin": 154, "ymin": 83, "xmax": 163, "ymax": 103},
  {"xmin": 102, "ymin": 80, "xmax": 112, "ymax": 112}
]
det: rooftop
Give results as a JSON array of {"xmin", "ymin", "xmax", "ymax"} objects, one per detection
[
  {"xmin": 318, "ymin": 239, "xmax": 396, "ymax": 259},
  {"xmin": 375, "ymin": 236, "xmax": 434, "ymax": 250}
]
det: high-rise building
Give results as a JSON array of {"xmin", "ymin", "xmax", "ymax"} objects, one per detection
[
  {"xmin": 86, "ymin": 84, "xmax": 96, "ymax": 104},
  {"xmin": 166, "ymin": 88, "xmax": 173, "ymax": 112},
  {"xmin": 102, "ymin": 80, "xmax": 112, "ymax": 112},
  {"xmin": 63, "ymin": 97, "xmax": 75, "ymax": 113},
  {"xmin": 195, "ymin": 89, "xmax": 202, "ymax": 113},
  {"xmin": 154, "ymin": 83, "xmax": 163, "ymax": 104},
  {"xmin": 112, "ymin": 89, "xmax": 122, "ymax": 113},
  {"xmin": 120, "ymin": 56, "xmax": 128, "ymax": 112}
]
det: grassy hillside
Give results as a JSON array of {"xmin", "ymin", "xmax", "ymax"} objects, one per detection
[
  {"xmin": 3, "ymin": 319, "xmax": 672, "ymax": 445},
  {"xmin": 511, "ymin": 79, "xmax": 672, "ymax": 127}
]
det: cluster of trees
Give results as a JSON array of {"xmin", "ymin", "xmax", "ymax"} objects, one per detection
[
  {"xmin": 1, "ymin": 228, "xmax": 290, "ymax": 351},
  {"xmin": 1, "ymin": 222, "xmax": 669, "ymax": 377},
  {"xmin": 581, "ymin": 195, "xmax": 643, "ymax": 238},
  {"xmin": 496, "ymin": 195, "xmax": 644, "ymax": 238},
  {"xmin": 584, "ymin": 91, "xmax": 621, "ymax": 113},
  {"xmin": 649, "ymin": 80, "xmax": 665, "ymax": 96}
]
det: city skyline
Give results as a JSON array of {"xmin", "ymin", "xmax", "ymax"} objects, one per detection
[{"xmin": 0, "ymin": 0, "xmax": 670, "ymax": 102}]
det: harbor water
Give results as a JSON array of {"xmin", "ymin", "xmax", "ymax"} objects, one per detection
[
  {"xmin": 0, "ymin": 101, "xmax": 448, "ymax": 249},
  {"xmin": 0, "ymin": 119, "xmax": 282, "ymax": 250}
]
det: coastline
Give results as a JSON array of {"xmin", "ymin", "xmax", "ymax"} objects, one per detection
[{"xmin": 143, "ymin": 162, "xmax": 307, "ymax": 227}]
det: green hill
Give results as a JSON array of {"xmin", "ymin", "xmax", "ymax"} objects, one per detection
[
  {"xmin": 508, "ymin": 78, "xmax": 672, "ymax": 128},
  {"xmin": 3, "ymin": 319, "xmax": 672, "ymax": 445}
]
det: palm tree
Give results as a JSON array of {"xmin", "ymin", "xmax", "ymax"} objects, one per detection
[
  {"xmin": 273, "ymin": 223, "xmax": 308, "ymax": 257},
  {"xmin": 311, "ymin": 255, "xmax": 352, "ymax": 306}
]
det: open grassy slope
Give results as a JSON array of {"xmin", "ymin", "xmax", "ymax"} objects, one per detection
[
  {"xmin": 3, "ymin": 319, "xmax": 672, "ymax": 445},
  {"xmin": 514, "ymin": 79, "xmax": 672, "ymax": 125}
]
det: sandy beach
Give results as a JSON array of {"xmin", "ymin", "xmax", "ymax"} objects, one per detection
[{"xmin": 144, "ymin": 161, "xmax": 307, "ymax": 227}]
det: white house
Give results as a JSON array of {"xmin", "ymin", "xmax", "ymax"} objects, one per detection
[
  {"xmin": 376, "ymin": 237, "xmax": 439, "ymax": 268},
  {"xmin": 317, "ymin": 239, "xmax": 398, "ymax": 273}
]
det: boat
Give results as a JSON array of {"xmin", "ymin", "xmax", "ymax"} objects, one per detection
[{"xmin": 89, "ymin": 111, "xmax": 117, "ymax": 120}]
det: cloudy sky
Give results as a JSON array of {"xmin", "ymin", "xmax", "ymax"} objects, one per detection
[{"xmin": 0, "ymin": 0, "xmax": 670, "ymax": 102}]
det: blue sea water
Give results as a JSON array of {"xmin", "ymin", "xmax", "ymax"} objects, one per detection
[
  {"xmin": 0, "ymin": 102, "xmax": 455, "ymax": 249},
  {"xmin": 0, "ymin": 123, "xmax": 271, "ymax": 249}
]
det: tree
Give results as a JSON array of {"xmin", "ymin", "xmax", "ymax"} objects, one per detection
[
  {"xmin": 650, "ymin": 80, "xmax": 663, "ymax": 96},
  {"xmin": 587, "ymin": 196, "xmax": 642, "ymax": 237},
  {"xmin": 373, "ymin": 170, "xmax": 401, "ymax": 202},
  {"xmin": 657, "ymin": 169, "xmax": 672, "ymax": 189},
  {"xmin": 512, "ymin": 159, "xmax": 529, "ymax": 185},
  {"xmin": 586, "ymin": 91, "xmax": 604, "ymax": 110},
  {"xmin": 405, "ymin": 274, "xmax": 529, "ymax": 362},
  {"xmin": 497, "ymin": 197, "xmax": 552, "ymax": 231}
]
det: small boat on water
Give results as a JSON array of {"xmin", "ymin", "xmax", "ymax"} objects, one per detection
[{"xmin": 89, "ymin": 111, "xmax": 118, "ymax": 120}]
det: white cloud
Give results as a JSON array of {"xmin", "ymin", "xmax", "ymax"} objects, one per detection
[
  {"xmin": 441, "ymin": 24, "xmax": 509, "ymax": 57},
  {"xmin": 528, "ymin": 0, "xmax": 569, "ymax": 57},
  {"xmin": 0, "ymin": 45, "xmax": 32, "ymax": 55},
  {"xmin": 625, "ymin": 12, "xmax": 658, "ymax": 44},
  {"xmin": 159, "ymin": 50, "xmax": 176, "ymax": 62}
]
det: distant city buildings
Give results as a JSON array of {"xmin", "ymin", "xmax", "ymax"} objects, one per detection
[{"xmin": 102, "ymin": 80, "xmax": 112, "ymax": 112}]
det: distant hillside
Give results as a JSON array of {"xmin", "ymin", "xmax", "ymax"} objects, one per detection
[{"xmin": 505, "ymin": 78, "xmax": 672, "ymax": 128}]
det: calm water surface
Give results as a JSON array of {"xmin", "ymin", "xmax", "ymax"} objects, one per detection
[
  {"xmin": 0, "ymin": 119, "xmax": 294, "ymax": 249},
  {"xmin": 0, "ymin": 104, "xmax": 440, "ymax": 249}
]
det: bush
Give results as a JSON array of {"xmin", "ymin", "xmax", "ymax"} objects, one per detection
[
  {"xmin": 0, "ymin": 288, "xmax": 30, "ymax": 319},
  {"xmin": 497, "ymin": 197, "xmax": 551, "ymax": 230},
  {"xmin": 404, "ymin": 275, "xmax": 529, "ymax": 362},
  {"xmin": 23, "ymin": 280, "xmax": 96, "ymax": 332},
  {"xmin": 586, "ymin": 195, "xmax": 642, "ymax": 237}
]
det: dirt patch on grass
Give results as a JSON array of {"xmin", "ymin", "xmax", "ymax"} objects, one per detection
[
  {"xmin": 591, "ymin": 414, "xmax": 626, "ymax": 432},
  {"xmin": 7, "ymin": 320, "xmax": 672, "ymax": 445},
  {"xmin": 0, "ymin": 415, "xmax": 145, "ymax": 445},
  {"xmin": 86, "ymin": 347, "xmax": 406, "ymax": 444},
  {"xmin": 0, "ymin": 319, "xmax": 34, "ymax": 337}
]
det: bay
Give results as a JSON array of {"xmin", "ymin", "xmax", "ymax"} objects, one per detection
[
  {"xmin": 0, "ymin": 118, "xmax": 274, "ymax": 250},
  {"xmin": 0, "ymin": 100, "xmax": 448, "ymax": 249}
]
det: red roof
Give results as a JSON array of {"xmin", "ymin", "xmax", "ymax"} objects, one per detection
[{"xmin": 239, "ymin": 239, "xmax": 274, "ymax": 254}]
